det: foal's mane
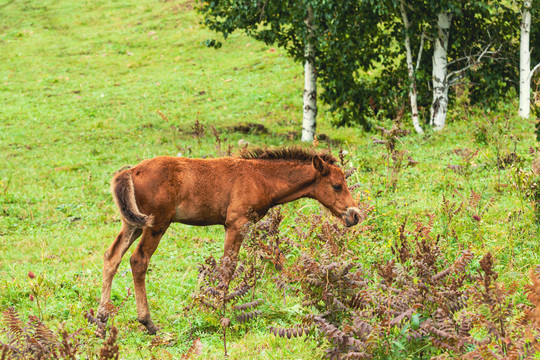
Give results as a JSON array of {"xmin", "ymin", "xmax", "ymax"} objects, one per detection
[{"xmin": 240, "ymin": 147, "xmax": 337, "ymax": 165}]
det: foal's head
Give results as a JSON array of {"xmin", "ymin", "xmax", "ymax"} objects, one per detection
[{"xmin": 311, "ymin": 155, "xmax": 360, "ymax": 227}]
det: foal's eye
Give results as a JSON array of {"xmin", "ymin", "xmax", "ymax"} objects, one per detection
[{"xmin": 332, "ymin": 184, "xmax": 342, "ymax": 191}]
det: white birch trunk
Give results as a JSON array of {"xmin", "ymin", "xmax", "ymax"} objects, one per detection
[
  {"xmin": 400, "ymin": 0, "xmax": 423, "ymax": 134},
  {"xmin": 430, "ymin": 12, "xmax": 453, "ymax": 131},
  {"xmin": 519, "ymin": 0, "xmax": 532, "ymax": 118},
  {"xmin": 302, "ymin": 6, "xmax": 317, "ymax": 143}
]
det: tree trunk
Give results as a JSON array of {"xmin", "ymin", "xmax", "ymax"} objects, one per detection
[
  {"xmin": 400, "ymin": 0, "xmax": 423, "ymax": 134},
  {"xmin": 302, "ymin": 5, "xmax": 317, "ymax": 142},
  {"xmin": 430, "ymin": 12, "xmax": 453, "ymax": 131},
  {"xmin": 519, "ymin": 0, "xmax": 532, "ymax": 118}
]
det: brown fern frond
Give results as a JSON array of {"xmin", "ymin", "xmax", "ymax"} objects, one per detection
[
  {"xmin": 203, "ymin": 286, "xmax": 221, "ymax": 297},
  {"xmin": 377, "ymin": 260, "xmax": 397, "ymax": 285},
  {"xmin": 526, "ymin": 266, "xmax": 540, "ymax": 325},
  {"xmin": 389, "ymin": 309, "xmax": 413, "ymax": 326},
  {"xmin": 233, "ymin": 299, "xmax": 263, "ymax": 312},
  {"xmin": 349, "ymin": 291, "xmax": 370, "ymax": 310},
  {"xmin": 423, "ymin": 322, "xmax": 454, "ymax": 341},
  {"xmin": 58, "ymin": 330, "xmax": 78, "ymax": 360},
  {"xmin": 180, "ymin": 338, "xmax": 203, "ymax": 360},
  {"xmin": 99, "ymin": 326, "xmax": 119, "ymax": 360},
  {"xmin": 313, "ymin": 316, "xmax": 351, "ymax": 345},
  {"xmin": 28, "ymin": 315, "xmax": 56, "ymax": 346},
  {"xmin": 269, "ymin": 325, "xmax": 309, "ymax": 338},
  {"xmin": 453, "ymin": 250, "xmax": 474, "ymax": 274},
  {"xmin": 432, "ymin": 266, "xmax": 453, "ymax": 283},
  {"xmin": 273, "ymin": 276, "xmax": 292, "ymax": 291},
  {"xmin": 469, "ymin": 189, "xmax": 481, "ymax": 209},
  {"xmin": 2, "ymin": 307, "xmax": 25, "ymax": 340},
  {"xmin": 1, "ymin": 344, "xmax": 10, "ymax": 360},
  {"xmin": 479, "ymin": 253, "xmax": 496, "ymax": 279},
  {"xmin": 232, "ymin": 262, "xmax": 245, "ymax": 278},
  {"xmin": 225, "ymin": 283, "xmax": 252, "ymax": 301},
  {"xmin": 199, "ymin": 299, "xmax": 218, "ymax": 310},
  {"xmin": 432, "ymin": 250, "xmax": 474, "ymax": 282},
  {"xmin": 235, "ymin": 310, "xmax": 262, "ymax": 324}
]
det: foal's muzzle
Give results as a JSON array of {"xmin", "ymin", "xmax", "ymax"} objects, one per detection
[{"xmin": 342, "ymin": 207, "xmax": 360, "ymax": 227}]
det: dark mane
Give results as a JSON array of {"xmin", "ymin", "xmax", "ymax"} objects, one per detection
[{"xmin": 239, "ymin": 147, "xmax": 337, "ymax": 165}]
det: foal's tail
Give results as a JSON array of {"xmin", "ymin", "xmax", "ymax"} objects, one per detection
[{"xmin": 111, "ymin": 170, "xmax": 154, "ymax": 228}]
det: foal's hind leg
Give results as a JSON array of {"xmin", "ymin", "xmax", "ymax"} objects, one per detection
[
  {"xmin": 130, "ymin": 223, "xmax": 169, "ymax": 334},
  {"xmin": 96, "ymin": 223, "xmax": 142, "ymax": 324}
]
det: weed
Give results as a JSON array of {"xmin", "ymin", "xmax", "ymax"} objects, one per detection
[
  {"xmin": 211, "ymin": 126, "xmax": 232, "ymax": 157},
  {"xmin": 191, "ymin": 119, "xmax": 206, "ymax": 148},
  {"xmin": 447, "ymin": 148, "xmax": 479, "ymax": 181},
  {"xmin": 372, "ymin": 120, "xmax": 416, "ymax": 190},
  {"xmin": 0, "ymin": 308, "xmax": 120, "ymax": 360},
  {"xmin": 86, "ymin": 288, "xmax": 132, "ymax": 338},
  {"xmin": 191, "ymin": 255, "xmax": 262, "ymax": 358},
  {"xmin": 265, "ymin": 207, "xmax": 540, "ymax": 358},
  {"xmin": 509, "ymin": 165, "xmax": 540, "ymax": 222}
]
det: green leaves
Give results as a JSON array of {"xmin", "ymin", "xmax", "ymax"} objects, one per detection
[
  {"xmin": 199, "ymin": 0, "xmax": 526, "ymax": 131},
  {"xmin": 202, "ymin": 39, "xmax": 222, "ymax": 49}
]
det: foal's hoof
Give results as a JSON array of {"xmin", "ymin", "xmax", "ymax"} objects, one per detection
[
  {"xmin": 139, "ymin": 319, "xmax": 159, "ymax": 335},
  {"xmin": 96, "ymin": 312, "xmax": 109, "ymax": 324}
]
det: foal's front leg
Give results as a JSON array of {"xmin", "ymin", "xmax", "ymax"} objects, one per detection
[
  {"xmin": 222, "ymin": 219, "xmax": 247, "ymax": 284},
  {"xmin": 223, "ymin": 227, "xmax": 243, "ymax": 259}
]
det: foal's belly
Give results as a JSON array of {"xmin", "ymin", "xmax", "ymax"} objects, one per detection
[{"xmin": 172, "ymin": 205, "xmax": 225, "ymax": 226}]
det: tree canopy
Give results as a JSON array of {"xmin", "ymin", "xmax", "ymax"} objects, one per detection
[{"xmin": 199, "ymin": 0, "xmax": 540, "ymax": 131}]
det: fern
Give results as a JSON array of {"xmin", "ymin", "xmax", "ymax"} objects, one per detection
[
  {"xmin": 269, "ymin": 216, "xmax": 482, "ymax": 359},
  {"xmin": 0, "ymin": 308, "xmax": 120, "ymax": 359},
  {"xmin": 191, "ymin": 254, "xmax": 263, "ymax": 358}
]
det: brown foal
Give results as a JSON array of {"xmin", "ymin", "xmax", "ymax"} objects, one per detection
[{"xmin": 96, "ymin": 147, "xmax": 360, "ymax": 334}]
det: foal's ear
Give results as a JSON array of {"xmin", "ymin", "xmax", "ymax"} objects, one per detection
[{"xmin": 312, "ymin": 155, "xmax": 329, "ymax": 176}]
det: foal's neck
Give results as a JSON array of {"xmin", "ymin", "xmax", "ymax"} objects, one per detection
[{"xmin": 256, "ymin": 161, "xmax": 316, "ymax": 206}]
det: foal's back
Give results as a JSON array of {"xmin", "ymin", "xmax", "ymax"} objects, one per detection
[{"xmin": 128, "ymin": 156, "xmax": 257, "ymax": 226}]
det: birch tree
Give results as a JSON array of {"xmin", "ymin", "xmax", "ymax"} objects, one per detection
[
  {"xmin": 430, "ymin": 11, "xmax": 453, "ymax": 130},
  {"xmin": 399, "ymin": 0, "xmax": 424, "ymax": 134},
  {"xmin": 199, "ymin": 0, "xmax": 388, "ymax": 131},
  {"xmin": 519, "ymin": 0, "xmax": 540, "ymax": 118},
  {"xmin": 198, "ymin": 0, "xmax": 320, "ymax": 140},
  {"xmin": 302, "ymin": 5, "xmax": 317, "ymax": 142},
  {"xmin": 520, "ymin": 0, "xmax": 532, "ymax": 118},
  {"xmin": 364, "ymin": 0, "xmax": 513, "ymax": 132},
  {"xmin": 423, "ymin": 1, "xmax": 514, "ymax": 130}
]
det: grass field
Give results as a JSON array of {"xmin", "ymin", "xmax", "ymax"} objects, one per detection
[{"xmin": 1, "ymin": 0, "xmax": 540, "ymax": 359}]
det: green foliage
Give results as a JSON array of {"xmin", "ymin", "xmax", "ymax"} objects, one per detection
[
  {"xmin": 198, "ymin": 0, "xmax": 525, "ymax": 130},
  {"xmin": 197, "ymin": 0, "xmax": 393, "ymax": 129}
]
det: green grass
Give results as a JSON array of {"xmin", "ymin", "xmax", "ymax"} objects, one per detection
[{"xmin": 1, "ymin": 0, "xmax": 539, "ymax": 358}]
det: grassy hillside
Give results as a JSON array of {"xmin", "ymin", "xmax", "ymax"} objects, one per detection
[{"xmin": 1, "ymin": 0, "xmax": 540, "ymax": 358}]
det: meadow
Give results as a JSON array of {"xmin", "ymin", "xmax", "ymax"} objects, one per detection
[{"xmin": 1, "ymin": 0, "xmax": 540, "ymax": 359}]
